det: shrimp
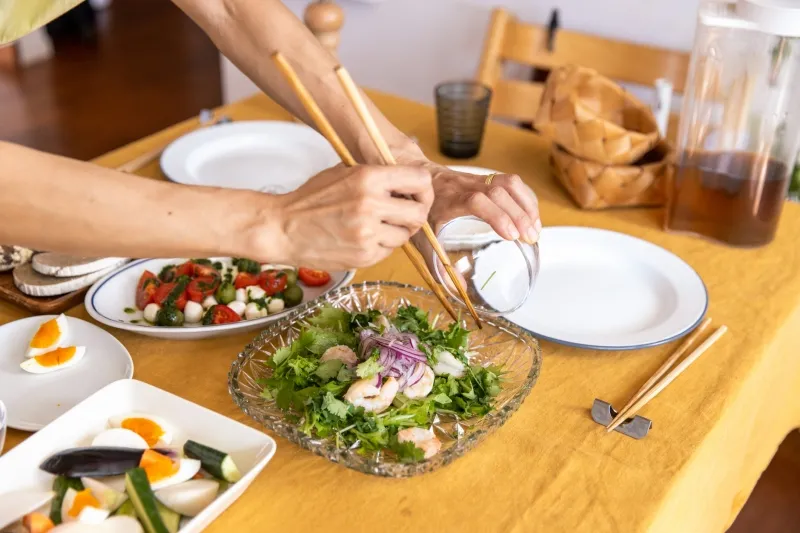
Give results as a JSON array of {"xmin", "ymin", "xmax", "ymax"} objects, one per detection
[
  {"xmin": 344, "ymin": 376, "xmax": 399, "ymax": 413},
  {"xmin": 432, "ymin": 350, "xmax": 466, "ymax": 378},
  {"xmin": 320, "ymin": 345, "xmax": 358, "ymax": 368},
  {"xmin": 402, "ymin": 365, "xmax": 435, "ymax": 399},
  {"xmin": 397, "ymin": 427, "xmax": 442, "ymax": 459}
]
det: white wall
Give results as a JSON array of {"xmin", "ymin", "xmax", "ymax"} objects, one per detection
[{"xmin": 222, "ymin": 0, "xmax": 701, "ymax": 105}]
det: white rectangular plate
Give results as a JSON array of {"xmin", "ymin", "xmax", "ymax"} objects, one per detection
[{"xmin": 0, "ymin": 379, "xmax": 276, "ymax": 532}]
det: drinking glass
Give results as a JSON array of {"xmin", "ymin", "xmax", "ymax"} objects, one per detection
[
  {"xmin": 435, "ymin": 82, "xmax": 492, "ymax": 159},
  {"xmin": 432, "ymin": 216, "xmax": 538, "ymax": 316}
]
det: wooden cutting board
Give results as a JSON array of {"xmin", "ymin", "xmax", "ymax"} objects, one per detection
[{"xmin": 0, "ymin": 271, "xmax": 88, "ymax": 315}]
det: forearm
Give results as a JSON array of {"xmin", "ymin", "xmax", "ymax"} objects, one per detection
[
  {"xmin": 0, "ymin": 142, "xmax": 272, "ymax": 260},
  {"xmin": 172, "ymin": 0, "xmax": 422, "ymax": 164}
]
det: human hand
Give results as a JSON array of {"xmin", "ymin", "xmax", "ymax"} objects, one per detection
[{"xmin": 254, "ymin": 164, "xmax": 433, "ymax": 270}]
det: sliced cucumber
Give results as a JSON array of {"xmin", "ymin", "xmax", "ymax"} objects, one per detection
[
  {"xmin": 156, "ymin": 500, "xmax": 180, "ymax": 533},
  {"xmin": 125, "ymin": 468, "xmax": 169, "ymax": 533},
  {"xmin": 114, "ymin": 499, "xmax": 136, "ymax": 517},
  {"xmin": 50, "ymin": 476, "xmax": 84, "ymax": 525},
  {"xmin": 183, "ymin": 440, "xmax": 241, "ymax": 483}
]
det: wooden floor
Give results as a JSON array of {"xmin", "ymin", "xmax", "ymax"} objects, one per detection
[{"xmin": 0, "ymin": 1, "xmax": 799, "ymax": 532}]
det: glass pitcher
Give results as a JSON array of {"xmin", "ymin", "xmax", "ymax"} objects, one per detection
[{"xmin": 666, "ymin": 0, "xmax": 800, "ymax": 247}]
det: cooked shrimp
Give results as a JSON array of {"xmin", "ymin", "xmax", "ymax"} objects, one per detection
[
  {"xmin": 403, "ymin": 365, "xmax": 434, "ymax": 399},
  {"xmin": 344, "ymin": 376, "xmax": 399, "ymax": 413},
  {"xmin": 432, "ymin": 350, "xmax": 466, "ymax": 378},
  {"xmin": 320, "ymin": 345, "xmax": 358, "ymax": 368},
  {"xmin": 397, "ymin": 427, "xmax": 441, "ymax": 459}
]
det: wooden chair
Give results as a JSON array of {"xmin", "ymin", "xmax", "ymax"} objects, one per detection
[{"xmin": 476, "ymin": 8, "xmax": 690, "ymax": 141}]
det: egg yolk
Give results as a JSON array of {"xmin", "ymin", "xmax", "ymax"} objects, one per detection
[
  {"xmin": 30, "ymin": 318, "xmax": 61, "ymax": 349},
  {"xmin": 140, "ymin": 449, "xmax": 178, "ymax": 483},
  {"xmin": 68, "ymin": 489, "xmax": 100, "ymax": 518},
  {"xmin": 33, "ymin": 347, "xmax": 77, "ymax": 367},
  {"xmin": 122, "ymin": 418, "xmax": 165, "ymax": 447}
]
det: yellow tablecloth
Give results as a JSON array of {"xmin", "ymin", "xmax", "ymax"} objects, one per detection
[{"xmin": 4, "ymin": 91, "xmax": 800, "ymax": 533}]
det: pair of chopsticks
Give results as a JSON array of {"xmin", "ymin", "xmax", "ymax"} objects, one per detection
[
  {"xmin": 271, "ymin": 52, "xmax": 482, "ymax": 328},
  {"xmin": 606, "ymin": 317, "xmax": 728, "ymax": 433}
]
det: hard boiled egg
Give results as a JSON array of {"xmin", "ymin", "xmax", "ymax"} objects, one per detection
[
  {"xmin": 50, "ymin": 516, "xmax": 143, "ymax": 533},
  {"xmin": 20, "ymin": 346, "xmax": 86, "ymax": 374},
  {"xmin": 139, "ymin": 449, "xmax": 202, "ymax": 491},
  {"xmin": 91, "ymin": 428, "xmax": 149, "ymax": 449},
  {"xmin": 26, "ymin": 314, "xmax": 69, "ymax": 357},
  {"xmin": 108, "ymin": 413, "xmax": 173, "ymax": 447},
  {"xmin": 61, "ymin": 488, "xmax": 110, "ymax": 524},
  {"xmin": 155, "ymin": 479, "xmax": 219, "ymax": 517},
  {"xmin": 80, "ymin": 477, "xmax": 128, "ymax": 512}
]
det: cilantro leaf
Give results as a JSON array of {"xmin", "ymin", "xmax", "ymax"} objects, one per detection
[
  {"xmin": 308, "ymin": 306, "xmax": 351, "ymax": 332},
  {"xmin": 322, "ymin": 392, "xmax": 350, "ymax": 419},
  {"xmin": 390, "ymin": 438, "xmax": 426, "ymax": 463},
  {"xmin": 350, "ymin": 309, "xmax": 381, "ymax": 330},
  {"xmin": 337, "ymin": 365, "xmax": 355, "ymax": 382},
  {"xmin": 356, "ymin": 354, "xmax": 383, "ymax": 379},
  {"xmin": 393, "ymin": 305, "xmax": 430, "ymax": 334},
  {"xmin": 433, "ymin": 392, "xmax": 451, "ymax": 405},
  {"xmin": 272, "ymin": 346, "xmax": 291, "ymax": 366},
  {"xmin": 315, "ymin": 359, "xmax": 343, "ymax": 382}
]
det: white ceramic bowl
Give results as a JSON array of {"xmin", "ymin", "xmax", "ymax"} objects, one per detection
[
  {"xmin": 85, "ymin": 258, "xmax": 355, "ymax": 340},
  {"xmin": 0, "ymin": 379, "xmax": 277, "ymax": 533}
]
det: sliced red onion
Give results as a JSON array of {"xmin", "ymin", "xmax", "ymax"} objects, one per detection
[{"xmin": 406, "ymin": 362, "xmax": 427, "ymax": 388}]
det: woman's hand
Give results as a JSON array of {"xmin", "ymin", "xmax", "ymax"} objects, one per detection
[{"xmin": 252, "ymin": 164, "xmax": 433, "ymax": 270}]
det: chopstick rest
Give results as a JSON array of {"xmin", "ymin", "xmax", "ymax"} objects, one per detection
[{"xmin": 591, "ymin": 399, "xmax": 652, "ymax": 440}]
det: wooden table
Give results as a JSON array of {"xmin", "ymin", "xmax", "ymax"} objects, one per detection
[{"xmin": 4, "ymin": 91, "xmax": 800, "ymax": 533}]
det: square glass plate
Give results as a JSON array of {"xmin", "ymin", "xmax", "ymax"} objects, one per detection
[{"xmin": 228, "ymin": 281, "xmax": 541, "ymax": 477}]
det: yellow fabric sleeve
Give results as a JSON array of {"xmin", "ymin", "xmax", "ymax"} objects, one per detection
[{"xmin": 0, "ymin": 0, "xmax": 86, "ymax": 45}]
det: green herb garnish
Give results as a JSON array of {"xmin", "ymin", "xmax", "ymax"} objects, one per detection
[
  {"xmin": 480, "ymin": 270, "xmax": 497, "ymax": 291},
  {"xmin": 123, "ymin": 307, "xmax": 136, "ymax": 314}
]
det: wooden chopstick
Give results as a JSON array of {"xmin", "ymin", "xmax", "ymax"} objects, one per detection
[
  {"xmin": 605, "ymin": 317, "xmax": 713, "ymax": 430},
  {"xmin": 606, "ymin": 324, "xmax": 728, "ymax": 433},
  {"xmin": 270, "ymin": 52, "xmax": 460, "ymax": 322},
  {"xmin": 334, "ymin": 66, "xmax": 483, "ymax": 328}
]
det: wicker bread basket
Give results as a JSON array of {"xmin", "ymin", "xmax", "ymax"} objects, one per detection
[
  {"xmin": 550, "ymin": 141, "xmax": 672, "ymax": 209},
  {"xmin": 536, "ymin": 65, "xmax": 660, "ymax": 165}
]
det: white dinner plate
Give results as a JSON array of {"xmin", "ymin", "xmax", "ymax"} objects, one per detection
[
  {"xmin": 160, "ymin": 121, "xmax": 340, "ymax": 193},
  {"xmin": 0, "ymin": 316, "xmax": 134, "ymax": 430},
  {"xmin": 85, "ymin": 258, "xmax": 355, "ymax": 340},
  {"xmin": 0, "ymin": 379, "xmax": 277, "ymax": 533},
  {"xmin": 505, "ymin": 227, "xmax": 708, "ymax": 350}
]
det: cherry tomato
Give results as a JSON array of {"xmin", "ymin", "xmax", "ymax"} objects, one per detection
[
  {"xmin": 193, "ymin": 263, "xmax": 219, "ymax": 278},
  {"xmin": 234, "ymin": 272, "xmax": 260, "ymax": 289},
  {"xmin": 136, "ymin": 271, "xmax": 160, "ymax": 310},
  {"xmin": 187, "ymin": 276, "xmax": 220, "ymax": 302},
  {"xmin": 259, "ymin": 271, "xmax": 288, "ymax": 296},
  {"xmin": 175, "ymin": 262, "xmax": 195, "ymax": 278},
  {"xmin": 203, "ymin": 304, "xmax": 241, "ymax": 325},
  {"xmin": 298, "ymin": 268, "xmax": 331, "ymax": 287},
  {"xmin": 153, "ymin": 282, "xmax": 188, "ymax": 311}
]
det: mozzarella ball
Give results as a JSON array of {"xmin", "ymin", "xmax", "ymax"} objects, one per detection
[
  {"xmin": 202, "ymin": 296, "xmax": 218, "ymax": 310},
  {"xmin": 184, "ymin": 301, "xmax": 204, "ymax": 323},
  {"xmin": 244, "ymin": 302, "xmax": 268, "ymax": 320},
  {"xmin": 227, "ymin": 300, "xmax": 247, "ymax": 317},
  {"xmin": 267, "ymin": 298, "xmax": 285, "ymax": 315},
  {"xmin": 246, "ymin": 285, "xmax": 266, "ymax": 301},
  {"xmin": 235, "ymin": 288, "xmax": 247, "ymax": 302},
  {"xmin": 143, "ymin": 303, "xmax": 161, "ymax": 324}
]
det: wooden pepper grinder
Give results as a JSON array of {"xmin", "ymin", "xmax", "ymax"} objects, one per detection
[{"xmin": 304, "ymin": 0, "xmax": 344, "ymax": 57}]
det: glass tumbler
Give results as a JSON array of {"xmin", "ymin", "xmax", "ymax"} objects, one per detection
[
  {"xmin": 432, "ymin": 216, "xmax": 539, "ymax": 317},
  {"xmin": 435, "ymin": 82, "xmax": 492, "ymax": 159}
]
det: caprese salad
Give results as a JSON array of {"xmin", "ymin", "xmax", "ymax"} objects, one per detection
[{"xmin": 132, "ymin": 258, "xmax": 332, "ymax": 327}]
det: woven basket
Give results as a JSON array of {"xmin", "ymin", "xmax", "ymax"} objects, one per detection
[
  {"xmin": 550, "ymin": 141, "xmax": 673, "ymax": 209},
  {"xmin": 535, "ymin": 65, "xmax": 660, "ymax": 165}
]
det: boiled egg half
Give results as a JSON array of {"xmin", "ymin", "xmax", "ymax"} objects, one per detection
[
  {"xmin": 20, "ymin": 346, "xmax": 86, "ymax": 374},
  {"xmin": 26, "ymin": 314, "xmax": 69, "ymax": 357},
  {"xmin": 140, "ymin": 449, "xmax": 202, "ymax": 490},
  {"xmin": 61, "ymin": 488, "xmax": 110, "ymax": 524},
  {"xmin": 108, "ymin": 413, "xmax": 173, "ymax": 447}
]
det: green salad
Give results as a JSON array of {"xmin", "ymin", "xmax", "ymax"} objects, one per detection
[{"xmin": 260, "ymin": 305, "xmax": 503, "ymax": 462}]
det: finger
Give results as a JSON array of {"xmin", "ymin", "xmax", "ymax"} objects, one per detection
[
  {"xmin": 486, "ymin": 184, "xmax": 536, "ymax": 244},
  {"xmin": 376, "ymin": 197, "xmax": 429, "ymax": 231},
  {"xmin": 465, "ymin": 192, "xmax": 518, "ymax": 241},
  {"xmin": 493, "ymin": 174, "xmax": 541, "ymax": 241},
  {"xmin": 375, "ymin": 166, "xmax": 434, "ymax": 206},
  {"xmin": 377, "ymin": 223, "xmax": 413, "ymax": 249}
]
